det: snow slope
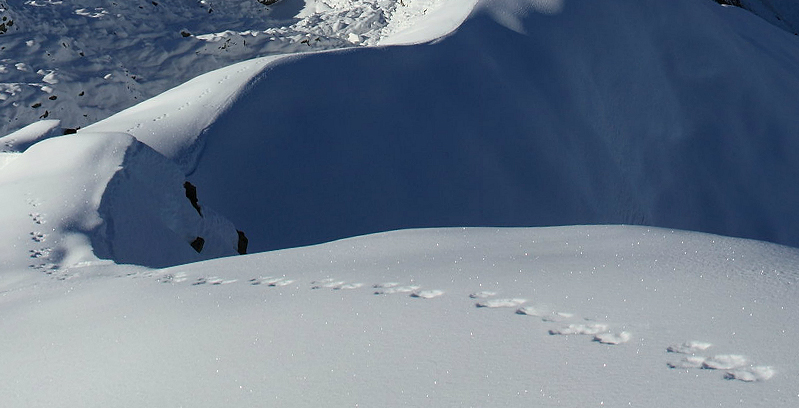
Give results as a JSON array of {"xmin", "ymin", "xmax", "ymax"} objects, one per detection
[
  {"xmin": 0, "ymin": 131, "xmax": 239, "ymax": 273},
  {"xmin": 1, "ymin": 226, "xmax": 797, "ymax": 407},
  {"xmin": 0, "ymin": 0, "xmax": 460, "ymax": 136},
  {"xmin": 87, "ymin": 0, "xmax": 799, "ymax": 252},
  {"xmin": 738, "ymin": 0, "xmax": 799, "ymax": 34}
]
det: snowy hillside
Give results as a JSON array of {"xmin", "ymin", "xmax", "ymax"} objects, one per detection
[
  {"xmin": 86, "ymin": 0, "xmax": 799, "ymax": 253},
  {"xmin": 2, "ymin": 0, "xmax": 799, "ymax": 406},
  {"xmin": 0, "ymin": 0, "xmax": 458, "ymax": 136}
]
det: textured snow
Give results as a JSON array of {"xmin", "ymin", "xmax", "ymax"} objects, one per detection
[{"xmin": 0, "ymin": 0, "xmax": 456, "ymax": 136}]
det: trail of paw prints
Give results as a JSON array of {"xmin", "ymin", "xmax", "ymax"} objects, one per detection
[
  {"xmin": 252, "ymin": 276, "xmax": 294, "ymax": 287},
  {"xmin": 666, "ymin": 341, "xmax": 775, "ymax": 382},
  {"xmin": 410, "ymin": 290, "xmax": 445, "ymax": 299},
  {"xmin": 373, "ymin": 282, "xmax": 444, "ymax": 299},
  {"xmin": 29, "ymin": 212, "xmax": 46, "ymax": 225},
  {"xmin": 158, "ymin": 272, "xmax": 189, "ymax": 284},
  {"xmin": 29, "ymin": 247, "xmax": 52, "ymax": 259},
  {"xmin": 26, "ymin": 200, "xmax": 61, "ymax": 273}
]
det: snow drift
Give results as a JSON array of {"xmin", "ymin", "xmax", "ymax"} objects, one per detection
[
  {"xmin": 110, "ymin": 0, "xmax": 798, "ymax": 252},
  {"xmin": 0, "ymin": 131, "xmax": 239, "ymax": 271}
]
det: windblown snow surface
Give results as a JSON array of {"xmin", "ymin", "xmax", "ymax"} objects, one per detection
[
  {"xmin": 1, "ymin": 0, "xmax": 799, "ymax": 406},
  {"xmin": 87, "ymin": 0, "xmax": 799, "ymax": 253}
]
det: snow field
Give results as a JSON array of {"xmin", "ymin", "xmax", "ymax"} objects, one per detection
[
  {"xmin": 0, "ymin": 0, "xmax": 457, "ymax": 136},
  {"xmin": 2, "ymin": 226, "xmax": 797, "ymax": 407}
]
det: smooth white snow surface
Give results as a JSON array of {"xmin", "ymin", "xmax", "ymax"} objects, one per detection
[{"xmin": 1, "ymin": 226, "xmax": 798, "ymax": 407}]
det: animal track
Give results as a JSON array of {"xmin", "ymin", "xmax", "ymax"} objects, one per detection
[
  {"xmin": 724, "ymin": 366, "xmax": 776, "ymax": 382},
  {"xmin": 549, "ymin": 323, "xmax": 609, "ymax": 336},
  {"xmin": 593, "ymin": 331, "xmax": 632, "ymax": 345},
  {"xmin": 29, "ymin": 212, "xmax": 46, "ymax": 224},
  {"xmin": 193, "ymin": 276, "xmax": 237, "ymax": 285},
  {"xmin": 410, "ymin": 290, "xmax": 444, "ymax": 299},
  {"xmin": 251, "ymin": 276, "xmax": 294, "ymax": 287},
  {"xmin": 158, "ymin": 272, "xmax": 188, "ymax": 283},
  {"xmin": 29, "ymin": 247, "xmax": 51, "ymax": 258},
  {"xmin": 30, "ymin": 231, "xmax": 46, "ymax": 242},
  {"xmin": 475, "ymin": 298, "xmax": 526, "ymax": 308}
]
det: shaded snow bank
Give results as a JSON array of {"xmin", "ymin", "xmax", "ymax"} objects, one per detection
[
  {"xmin": 171, "ymin": 0, "xmax": 799, "ymax": 251},
  {"xmin": 0, "ymin": 0, "xmax": 460, "ymax": 136},
  {"xmin": 0, "ymin": 132, "xmax": 238, "ymax": 271},
  {"xmin": 734, "ymin": 0, "xmax": 799, "ymax": 34}
]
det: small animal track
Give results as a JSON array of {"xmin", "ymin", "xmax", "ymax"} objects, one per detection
[
  {"xmin": 475, "ymin": 298, "xmax": 526, "ymax": 308},
  {"xmin": 250, "ymin": 276, "xmax": 294, "ymax": 287},
  {"xmin": 25, "ymin": 198, "xmax": 59, "ymax": 273},
  {"xmin": 29, "ymin": 247, "xmax": 52, "ymax": 258},
  {"xmin": 724, "ymin": 366, "xmax": 776, "ymax": 382},
  {"xmin": 593, "ymin": 331, "xmax": 632, "ymax": 345},
  {"xmin": 29, "ymin": 212, "xmax": 45, "ymax": 224},
  {"xmin": 410, "ymin": 289, "xmax": 444, "ymax": 299},
  {"xmin": 549, "ymin": 323, "xmax": 609, "ymax": 336},
  {"xmin": 193, "ymin": 276, "xmax": 237, "ymax": 285},
  {"xmin": 158, "ymin": 272, "xmax": 188, "ymax": 283}
]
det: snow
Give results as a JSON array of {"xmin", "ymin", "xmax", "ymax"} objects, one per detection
[
  {"xmin": 82, "ymin": 0, "xmax": 799, "ymax": 252},
  {"xmin": 0, "ymin": 0, "xmax": 454, "ymax": 136},
  {"xmin": 1, "ymin": 0, "xmax": 799, "ymax": 406},
  {"xmin": 738, "ymin": 0, "xmax": 799, "ymax": 34},
  {"xmin": 2, "ymin": 226, "xmax": 798, "ymax": 407}
]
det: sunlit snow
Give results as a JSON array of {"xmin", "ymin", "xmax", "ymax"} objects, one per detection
[{"xmin": 1, "ymin": 0, "xmax": 799, "ymax": 407}]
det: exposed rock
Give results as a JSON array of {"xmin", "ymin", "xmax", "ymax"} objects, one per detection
[
  {"xmin": 184, "ymin": 181, "xmax": 202, "ymax": 217},
  {"xmin": 236, "ymin": 230, "xmax": 248, "ymax": 255},
  {"xmin": 190, "ymin": 236, "xmax": 205, "ymax": 253}
]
